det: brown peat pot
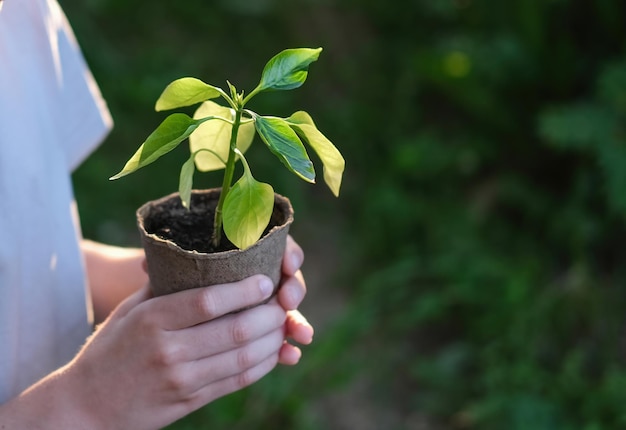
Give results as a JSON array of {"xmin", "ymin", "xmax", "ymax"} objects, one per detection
[{"xmin": 136, "ymin": 188, "xmax": 294, "ymax": 297}]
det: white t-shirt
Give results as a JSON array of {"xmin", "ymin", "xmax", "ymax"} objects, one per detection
[{"xmin": 0, "ymin": 0, "xmax": 112, "ymax": 402}]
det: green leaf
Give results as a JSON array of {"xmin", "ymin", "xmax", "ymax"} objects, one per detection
[
  {"xmin": 110, "ymin": 113, "xmax": 200, "ymax": 180},
  {"xmin": 254, "ymin": 115, "xmax": 315, "ymax": 182},
  {"xmin": 254, "ymin": 48, "xmax": 322, "ymax": 93},
  {"xmin": 227, "ymin": 80, "xmax": 238, "ymax": 100},
  {"xmin": 223, "ymin": 163, "xmax": 274, "ymax": 250},
  {"xmin": 155, "ymin": 77, "xmax": 222, "ymax": 111},
  {"xmin": 596, "ymin": 60, "xmax": 626, "ymax": 115},
  {"xmin": 538, "ymin": 104, "xmax": 615, "ymax": 150},
  {"xmin": 190, "ymin": 101, "xmax": 255, "ymax": 172},
  {"xmin": 179, "ymin": 155, "xmax": 195, "ymax": 209},
  {"xmin": 287, "ymin": 111, "xmax": 345, "ymax": 196}
]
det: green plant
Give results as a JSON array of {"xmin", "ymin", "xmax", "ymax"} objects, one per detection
[{"xmin": 110, "ymin": 47, "xmax": 344, "ymax": 250}]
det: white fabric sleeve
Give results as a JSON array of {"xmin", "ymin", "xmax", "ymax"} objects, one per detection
[{"xmin": 0, "ymin": 0, "xmax": 112, "ymax": 402}]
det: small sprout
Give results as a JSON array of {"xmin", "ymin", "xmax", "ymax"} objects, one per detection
[{"xmin": 111, "ymin": 48, "xmax": 345, "ymax": 250}]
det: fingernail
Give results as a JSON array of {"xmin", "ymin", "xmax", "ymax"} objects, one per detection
[{"xmin": 259, "ymin": 277, "xmax": 274, "ymax": 298}]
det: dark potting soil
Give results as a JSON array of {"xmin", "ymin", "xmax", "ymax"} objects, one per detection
[{"xmin": 143, "ymin": 192, "xmax": 284, "ymax": 253}]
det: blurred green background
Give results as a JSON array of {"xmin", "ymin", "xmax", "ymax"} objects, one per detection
[{"xmin": 63, "ymin": 0, "xmax": 626, "ymax": 428}]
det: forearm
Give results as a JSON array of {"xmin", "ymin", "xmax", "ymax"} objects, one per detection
[
  {"xmin": 81, "ymin": 239, "xmax": 147, "ymax": 323},
  {"xmin": 0, "ymin": 366, "xmax": 93, "ymax": 430}
]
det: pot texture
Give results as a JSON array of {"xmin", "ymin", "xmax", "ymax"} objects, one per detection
[{"xmin": 136, "ymin": 188, "xmax": 294, "ymax": 297}]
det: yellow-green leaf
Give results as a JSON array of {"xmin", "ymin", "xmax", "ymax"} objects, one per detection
[
  {"xmin": 190, "ymin": 101, "xmax": 255, "ymax": 172},
  {"xmin": 110, "ymin": 113, "xmax": 200, "ymax": 180},
  {"xmin": 155, "ymin": 77, "xmax": 222, "ymax": 111},
  {"xmin": 287, "ymin": 111, "xmax": 345, "ymax": 196},
  {"xmin": 223, "ymin": 173, "xmax": 274, "ymax": 250},
  {"xmin": 179, "ymin": 155, "xmax": 195, "ymax": 209}
]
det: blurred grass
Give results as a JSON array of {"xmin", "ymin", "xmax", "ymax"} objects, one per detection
[{"xmin": 64, "ymin": 0, "xmax": 626, "ymax": 428}]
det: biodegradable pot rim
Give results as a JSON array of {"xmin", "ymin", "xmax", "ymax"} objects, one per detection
[
  {"xmin": 136, "ymin": 188, "xmax": 294, "ymax": 259},
  {"xmin": 136, "ymin": 188, "xmax": 294, "ymax": 297}
]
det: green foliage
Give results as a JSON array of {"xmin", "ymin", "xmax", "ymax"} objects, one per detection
[
  {"xmin": 253, "ymin": 47, "xmax": 322, "ymax": 93},
  {"xmin": 190, "ymin": 101, "xmax": 255, "ymax": 172},
  {"xmin": 340, "ymin": 1, "xmax": 626, "ymax": 428},
  {"xmin": 109, "ymin": 113, "xmax": 204, "ymax": 180},
  {"xmin": 286, "ymin": 111, "xmax": 344, "ymax": 197},
  {"xmin": 539, "ymin": 61, "xmax": 626, "ymax": 214},
  {"xmin": 155, "ymin": 77, "xmax": 222, "ymax": 111},
  {"xmin": 253, "ymin": 115, "xmax": 315, "ymax": 182},
  {"xmin": 178, "ymin": 154, "xmax": 196, "ymax": 208},
  {"xmin": 110, "ymin": 48, "xmax": 344, "ymax": 250},
  {"xmin": 223, "ymin": 150, "xmax": 275, "ymax": 250}
]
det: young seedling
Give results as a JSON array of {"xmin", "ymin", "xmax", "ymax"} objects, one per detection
[{"xmin": 110, "ymin": 48, "xmax": 345, "ymax": 250}]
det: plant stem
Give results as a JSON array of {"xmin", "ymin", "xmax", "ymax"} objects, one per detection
[{"xmin": 211, "ymin": 106, "xmax": 243, "ymax": 248}]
